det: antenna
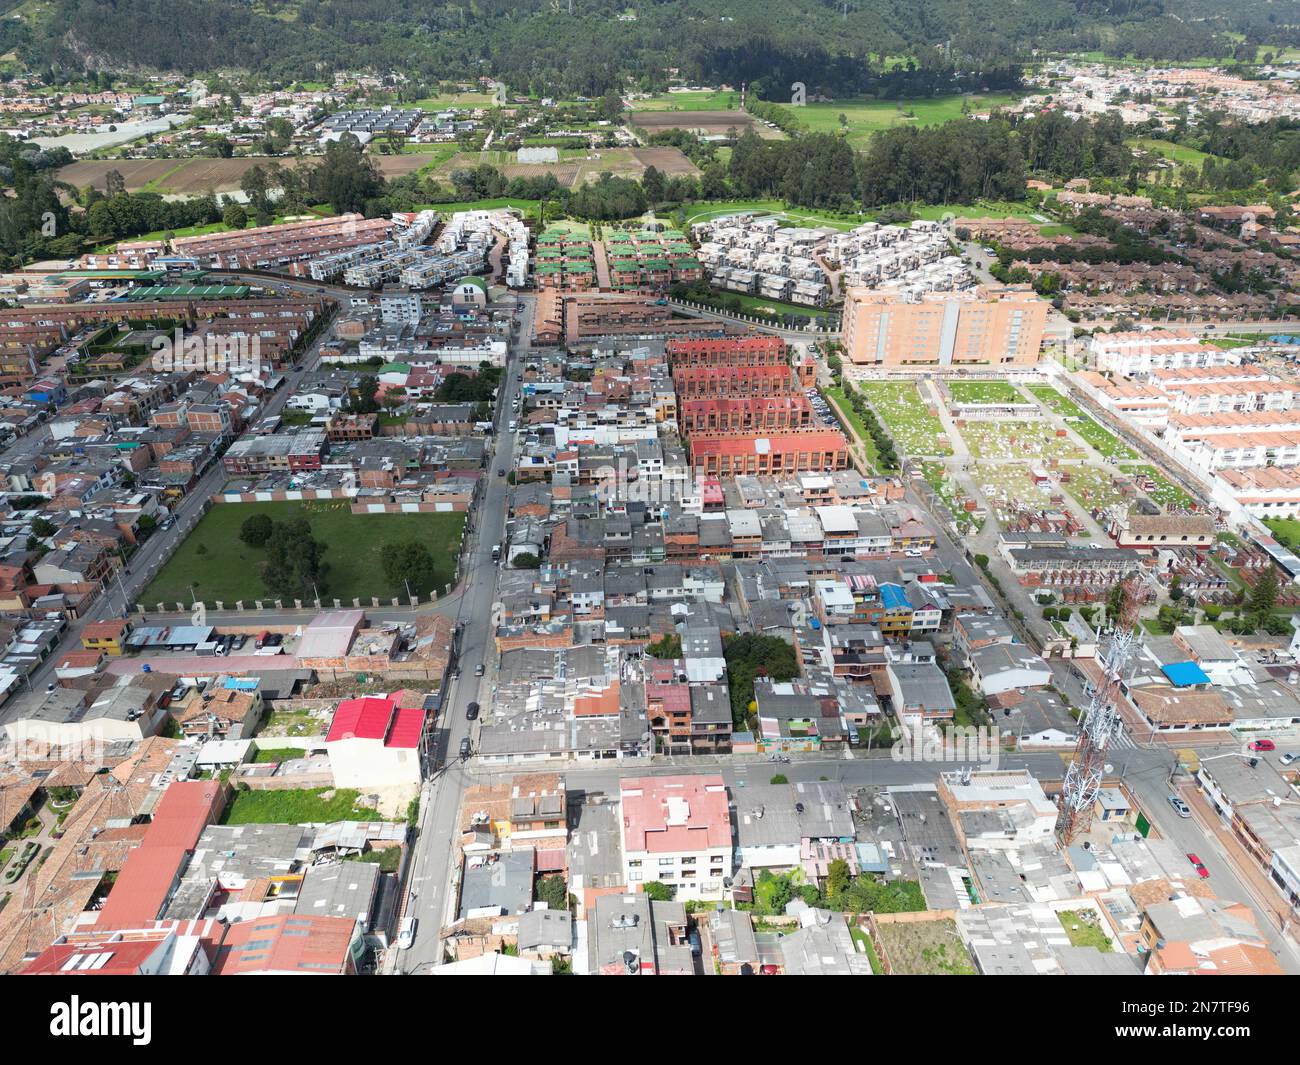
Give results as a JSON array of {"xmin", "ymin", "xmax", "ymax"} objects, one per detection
[{"xmin": 1055, "ymin": 578, "xmax": 1137, "ymax": 846}]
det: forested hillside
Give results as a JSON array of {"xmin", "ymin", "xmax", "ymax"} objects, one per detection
[{"xmin": 6, "ymin": 0, "xmax": 1297, "ymax": 93}]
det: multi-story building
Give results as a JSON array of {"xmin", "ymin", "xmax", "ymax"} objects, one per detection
[
  {"xmin": 687, "ymin": 431, "xmax": 849, "ymax": 477},
  {"xmin": 841, "ymin": 285, "xmax": 1047, "ymax": 369},
  {"xmin": 619, "ymin": 775, "xmax": 734, "ymax": 900}
]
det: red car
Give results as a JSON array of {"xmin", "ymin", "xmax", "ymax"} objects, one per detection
[
  {"xmin": 1249, "ymin": 739, "xmax": 1276, "ymax": 752},
  {"xmin": 1186, "ymin": 853, "xmax": 1210, "ymax": 879}
]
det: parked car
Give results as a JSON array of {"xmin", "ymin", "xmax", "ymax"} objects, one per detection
[
  {"xmin": 1249, "ymin": 739, "xmax": 1276, "ymax": 752},
  {"xmin": 1167, "ymin": 795, "xmax": 1192, "ymax": 818},
  {"xmin": 466, "ymin": 701, "xmax": 480, "ymax": 721},
  {"xmin": 475, "ymin": 663, "xmax": 485, "ymax": 677},
  {"xmin": 1186, "ymin": 853, "xmax": 1210, "ymax": 878},
  {"xmin": 1281, "ymin": 752, "xmax": 1300, "ymax": 766},
  {"xmin": 497, "ymin": 467, "xmax": 506, "ymax": 477},
  {"xmin": 397, "ymin": 916, "xmax": 417, "ymax": 950},
  {"xmin": 459, "ymin": 737, "xmax": 472, "ymax": 760}
]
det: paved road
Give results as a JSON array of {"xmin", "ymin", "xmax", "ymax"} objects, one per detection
[
  {"xmin": 12, "ymin": 313, "xmax": 335, "ymax": 695},
  {"xmin": 396, "ymin": 298, "xmax": 530, "ymax": 973}
]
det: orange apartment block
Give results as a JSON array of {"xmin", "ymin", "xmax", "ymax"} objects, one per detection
[{"xmin": 842, "ymin": 285, "xmax": 1047, "ymax": 369}]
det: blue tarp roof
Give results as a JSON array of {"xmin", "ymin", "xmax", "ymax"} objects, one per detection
[
  {"xmin": 1162, "ymin": 661, "xmax": 1210, "ymax": 687},
  {"xmin": 880, "ymin": 583, "xmax": 908, "ymax": 610}
]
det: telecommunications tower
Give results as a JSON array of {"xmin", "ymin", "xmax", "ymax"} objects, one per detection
[{"xmin": 1054, "ymin": 581, "xmax": 1138, "ymax": 845}]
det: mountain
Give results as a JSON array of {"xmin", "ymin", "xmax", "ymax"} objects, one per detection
[{"xmin": 7, "ymin": 0, "xmax": 1297, "ymax": 94}]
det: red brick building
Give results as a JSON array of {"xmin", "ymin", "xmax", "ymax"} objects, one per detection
[
  {"xmin": 666, "ymin": 336, "xmax": 787, "ymax": 368},
  {"xmin": 688, "ymin": 430, "xmax": 849, "ymax": 476},
  {"xmin": 679, "ymin": 394, "xmax": 817, "ymax": 435},
  {"xmin": 672, "ymin": 364, "xmax": 801, "ymax": 399}
]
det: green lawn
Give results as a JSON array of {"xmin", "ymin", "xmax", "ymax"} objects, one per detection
[
  {"xmin": 1265, "ymin": 517, "xmax": 1300, "ymax": 550},
  {"xmin": 947, "ymin": 380, "xmax": 1023, "ymax": 405},
  {"xmin": 858, "ymin": 381, "xmax": 952, "ymax": 457},
  {"xmin": 221, "ymin": 788, "xmax": 381, "ymax": 825},
  {"xmin": 630, "ymin": 90, "xmax": 742, "ymax": 111},
  {"xmin": 412, "ymin": 92, "xmax": 497, "ymax": 109},
  {"xmin": 1028, "ymin": 384, "xmax": 1138, "ymax": 461},
  {"xmin": 1129, "ymin": 464, "xmax": 1196, "ymax": 509},
  {"xmin": 1058, "ymin": 910, "xmax": 1114, "ymax": 951},
  {"xmin": 140, "ymin": 501, "xmax": 465, "ymax": 605},
  {"xmin": 823, "ymin": 385, "xmax": 882, "ymax": 470},
  {"xmin": 771, "ymin": 93, "xmax": 1024, "ymax": 148}
]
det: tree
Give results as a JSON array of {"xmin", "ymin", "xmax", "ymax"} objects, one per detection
[
  {"xmin": 1247, "ymin": 566, "xmax": 1281, "ymax": 627},
  {"xmin": 642, "ymin": 881, "xmax": 673, "ymax": 902},
  {"xmin": 770, "ymin": 774, "xmax": 789, "ymax": 785},
  {"xmin": 826, "ymin": 857, "xmax": 851, "ymax": 900},
  {"xmin": 381, "ymin": 540, "xmax": 436, "ymax": 594},
  {"xmin": 646, "ymin": 633, "xmax": 682, "ymax": 659},
  {"xmin": 510, "ymin": 552, "xmax": 540, "ymax": 570},
  {"xmin": 29, "ymin": 516, "xmax": 55, "ymax": 538},
  {"xmin": 222, "ymin": 202, "xmax": 248, "ymax": 230},
  {"xmin": 724, "ymin": 633, "xmax": 800, "ymax": 726},
  {"xmin": 535, "ymin": 874, "xmax": 568, "ymax": 911},
  {"xmin": 262, "ymin": 518, "xmax": 327, "ymax": 599},
  {"xmin": 240, "ymin": 512, "xmax": 273, "ymax": 548}
]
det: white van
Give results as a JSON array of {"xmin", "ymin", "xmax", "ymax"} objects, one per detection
[
  {"xmin": 397, "ymin": 915, "xmax": 417, "ymax": 949},
  {"xmin": 508, "ymin": 419, "xmax": 518, "ymax": 432}
]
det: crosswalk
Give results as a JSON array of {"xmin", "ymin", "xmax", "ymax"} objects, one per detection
[{"xmin": 1109, "ymin": 727, "xmax": 1138, "ymax": 751}]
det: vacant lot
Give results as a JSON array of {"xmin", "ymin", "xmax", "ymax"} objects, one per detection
[
  {"xmin": 631, "ymin": 109, "xmax": 784, "ymax": 140},
  {"xmin": 141, "ymin": 502, "xmax": 465, "ymax": 605},
  {"xmin": 770, "ymin": 92, "xmax": 1024, "ymax": 148},
  {"xmin": 859, "ymin": 381, "xmax": 951, "ymax": 457},
  {"xmin": 1058, "ymin": 910, "xmax": 1114, "ymax": 951},
  {"xmin": 876, "ymin": 917, "xmax": 977, "ymax": 975},
  {"xmin": 630, "ymin": 90, "xmax": 742, "ymax": 112},
  {"xmin": 433, "ymin": 145, "xmax": 696, "ymax": 188},
  {"xmin": 221, "ymin": 788, "xmax": 381, "ymax": 826},
  {"xmin": 60, "ymin": 153, "xmax": 428, "ymax": 195}
]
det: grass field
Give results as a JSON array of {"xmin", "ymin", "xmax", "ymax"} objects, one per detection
[
  {"xmin": 947, "ymin": 380, "xmax": 1024, "ymax": 405},
  {"xmin": 1126, "ymin": 137, "xmax": 1219, "ymax": 174},
  {"xmin": 823, "ymin": 385, "xmax": 882, "ymax": 470},
  {"xmin": 140, "ymin": 502, "xmax": 465, "ymax": 605},
  {"xmin": 859, "ymin": 381, "xmax": 952, "ymax": 457},
  {"xmin": 412, "ymin": 92, "xmax": 497, "ymax": 109},
  {"xmin": 221, "ymin": 787, "xmax": 381, "ymax": 825},
  {"xmin": 1028, "ymin": 384, "xmax": 1139, "ymax": 461},
  {"xmin": 630, "ymin": 90, "xmax": 741, "ymax": 111},
  {"xmin": 1129, "ymin": 464, "xmax": 1196, "ymax": 510},
  {"xmin": 771, "ymin": 92, "xmax": 1024, "ymax": 148}
]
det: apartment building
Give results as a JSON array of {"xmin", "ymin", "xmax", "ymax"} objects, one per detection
[
  {"xmin": 687, "ymin": 431, "xmax": 850, "ymax": 477},
  {"xmin": 841, "ymin": 285, "xmax": 1047, "ymax": 369},
  {"xmin": 666, "ymin": 336, "xmax": 787, "ymax": 368},
  {"xmin": 620, "ymin": 775, "xmax": 734, "ymax": 900}
]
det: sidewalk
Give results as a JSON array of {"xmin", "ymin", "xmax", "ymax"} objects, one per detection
[{"xmin": 1178, "ymin": 780, "xmax": 1298, "ymax": 943}]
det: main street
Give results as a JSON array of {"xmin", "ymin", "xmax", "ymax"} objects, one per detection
[{"xmin": 395, "ymin": 296, "xmax": 529, "ymax": 973}]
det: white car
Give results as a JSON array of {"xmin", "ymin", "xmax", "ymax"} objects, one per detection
[{"xmin": 1281, "ymin": 752, "xmax": 1300, "ymax": 766}]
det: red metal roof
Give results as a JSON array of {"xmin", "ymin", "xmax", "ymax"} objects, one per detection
[
  {"xmin": 384, "ymin": 706, "xmax": 425, "ymax": 750},
  {"xmin": 144, "ymin": 780, "xmax": 223, "ymax": 850},
  {"xmin": 95, "ymin": 845, "xmax": 189, "ymax": 928},
  {"xmin": 327, "ymin": 696, "xmax": 397, "ymax": 742},
  {"xmin": 326, "ymin": 696, "xmax": 423, "ymax": 749}
]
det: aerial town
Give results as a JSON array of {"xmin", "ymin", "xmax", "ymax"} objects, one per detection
[{"xmin": 0, "ymin": 6, "xmax": 1296, "ymax": 1006}]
